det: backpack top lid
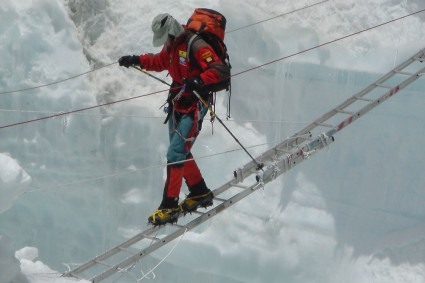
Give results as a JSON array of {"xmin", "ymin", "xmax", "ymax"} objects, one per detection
[{"xmin": 186, "ymin": 8, "xmax": 226, "ymax": 41}]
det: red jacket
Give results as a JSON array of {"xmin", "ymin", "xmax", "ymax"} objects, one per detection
[{"xmin": 139, "ymin": 30, "xmax": 230, "ymax": 112}]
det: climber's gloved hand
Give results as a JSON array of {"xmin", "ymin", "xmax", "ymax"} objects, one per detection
[
  {"xmin": 183, "ymin": 77, "xmax": 203, "ymax": 92},
  {"xmin": 118, "ymin": 55, "xmax": 140, "ymax": 68}
]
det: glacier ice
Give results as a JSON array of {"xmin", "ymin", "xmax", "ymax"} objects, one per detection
[{"xmin": 1, "ymin": 0, "xmax": 425, "ymax": 282}]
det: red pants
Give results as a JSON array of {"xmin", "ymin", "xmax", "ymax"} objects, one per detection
[{"xmin": 164, "ymin": 154, "xmax": 204, "ymax": 199}]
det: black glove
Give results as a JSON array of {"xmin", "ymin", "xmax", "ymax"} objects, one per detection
[
  {"xmin": 183, "ymin": 77, "xmax": 203, "ymax": 92},
  {"xmin": 118, "ymin": 55, "xmax": 140, "ymax": 68}
]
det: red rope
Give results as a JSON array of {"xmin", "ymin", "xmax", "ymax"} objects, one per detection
[
  {"xmin": 1, "ymin": 8, "xmax": 424, "ymax": 130},
  {"xmin": 226, "ymin": 0, "xmax": 330, "ymax": 33},
  {"xmin": 233, "ymin": 8, "xmax": 425, "ymax": 77},
  {"xmin": 0, "ymin": 88, "xmax": 169, "ymax": 129},
  {"xmin": 0, "ymin": 63, "xmax": 117, "ymax": 95}
]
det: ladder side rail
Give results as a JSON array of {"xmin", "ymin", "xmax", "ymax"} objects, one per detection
[
  {"xmin": 263, "ymin": 63, "xmax": 425, "ymax": 185},
  {"xmin": 392, "ymin": 49, "xmax": 424, "ymax": 73},
  {"xmin": 333, "ymin": 66, "xmax": 425, "ymax": 134},
  {"xmin": 64, "ymin": 180, "xmax": 243, "ymax": 279},
  {"xmin": 255, "ymin": 92, "xmax": 370, "ymax": 169},
  {"xmin": 289, "ymin": 49, "xmax": 424, "ymax": 140},
  {"xmin": 235, "ymin": 132, "xmax": 316, "ymax": 179},
  {"xmin": 359, "ymin": 49, "xmax": 424, "ymax": 95},
  {"xmin": 90, "ymin": 228, "xmax": 188, "ymax": 283},
  {"xmin": 63, "ymin": 180, "xmax": 250, "ymax": 279},
  {"xmin": 91, "ymin": 179, "xmax": 262, "ymax": 283},
  {"xmin": 236, "ymin": 111, "xmax": 344, "ymax": 178},
  {"xmin": 259, "ymin": 63, "xmax": 418, "ymax": 186},
  {"xmin": 91, "ymin": 64, "xmax": 425, "ymax": 282},
  {"xmin": 260, "ymin": 133, "xmax": 336, "ymax": 184},
  {"xmin": 226, "ymin": 56, "xmax": 414, "ymax": 179},
  {"xmin": 259, "ymin": 49, "xmax": 425, "ymax": 184},
  {"xmin": 291, "ymin": 84, "xmax": 379, "ymax": 138},
  {"xmin": 186, "ymin": 180, "xmax": 262, "ymax": 228},
  {"xmin": 89, "ymin": 231, "xmax": 179, "ymax": 282},
  {"xmin": 291, "ymin": 81, "xmax": 386, "ymax": 138},
  {"xmin": 63, "ymin": 48, "xmax": 425, "ymax": 282},
  {"xmin": 212, "ymin": 179, "xmax": 240, "ymax": 197},
  {"xmin": 62, "ymin": 225, "xmax": 162, "ymax": 277},
  {"xmin": 249, "ymin": 119, "xmax": 342, "ymax": 175}
]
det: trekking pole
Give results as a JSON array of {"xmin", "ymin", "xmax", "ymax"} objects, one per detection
[
  {"xmin": 131, "ymin": 66, "xmax": 171, "ymax": 86},
  {"xmin": 129, "ymin": 66, "xmax": 264, "ymax": 170},
  {"xmin": 193, "ymin": 90, "xmax": 264, "ymax": 171}
]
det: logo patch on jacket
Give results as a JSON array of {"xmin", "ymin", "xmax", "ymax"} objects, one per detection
[
  {"xmin": 201, "ymin": 51, "xmax": 214, "ymax": 63},
  {"xmin": 179, "ymin": 50, "xmax": 187, "ymax": 65}
]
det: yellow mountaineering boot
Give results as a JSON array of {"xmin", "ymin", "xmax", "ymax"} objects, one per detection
[
  {"xmin": 148, "ymin": 196, "xmax": 181, "ymax": 226},
  {"xmin": 148, "ymin": 207, "xmax": 181, "ymax": 226},
  {"xmin": 180, "ymin": 190, "xmax": 214, "ymax": 213}
]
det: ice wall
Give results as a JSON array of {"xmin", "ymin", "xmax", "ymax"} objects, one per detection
[{"xmin": 1, "ymin": 0, "xmax": 425, "ymax": 282}]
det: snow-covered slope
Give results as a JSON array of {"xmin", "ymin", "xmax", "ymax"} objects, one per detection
[{"xmin": 0, "ymin": 0, "xmax": 424, "ymax": 282}]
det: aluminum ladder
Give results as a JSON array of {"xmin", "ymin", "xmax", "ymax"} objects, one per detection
[{"xmin": 62, "ymin": 48, "xmax": 425, "ymax": 282}]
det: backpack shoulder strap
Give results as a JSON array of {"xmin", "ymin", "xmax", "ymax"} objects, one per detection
[
  {"xmin": 186, "ymin": 32, "xmax": 210, "ymax": 64},
  {"xmin": 186, "ymin": 33, "xmax": 199, "ymax": 64}
]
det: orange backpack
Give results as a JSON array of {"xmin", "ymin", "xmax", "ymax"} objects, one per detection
[
  {"xmin": 186, "ymin": 8, "xmax": 232, "ymax": 117},
  {"xmin": 186, "ymin": 8, "xmax": 226, "ymax": 41}
]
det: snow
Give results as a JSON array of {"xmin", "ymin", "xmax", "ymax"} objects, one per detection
[
  {"xmin": 0, "ymin": 153, "xmax": 31, "ymax": 213},
  {"xmin": 16, "ymin": 247, "xmax": 90, "ymax": 283},
  {"xmin": 1, "ymin": 0, "xmax": 425, "ymax": 282}
]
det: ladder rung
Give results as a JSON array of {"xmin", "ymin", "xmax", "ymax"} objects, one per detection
[
  {"xmin": 141, "ymin": 234, "xmax": 161, "ymax": 242},
  {"xmin": 394, "ymin": 70, "xmax": 414, "ymax": 76},
  {"xmin": 119, "ymin": 247, "xmax": 138, "ymax": 255},
  {"xmin": 275, "ymin": 148, "xmax": 292, "ymax": 153},
  {"xmin": 336, "ymin": 109, "xmax": 354, "ymax": 115},
  {"xmin": 214, "ymin": 197, "xmax": 227, "ymax": 202},
  {"xmin": 314, "ymin": 122, "xmax": 334, "ymax": 128},
  {"xmin": 170, "ymin": 223, "xmax": 186, "ymax": 229},
  {"xmin": 354, "ymin": 96, "xmax": 374, "ymax": 102},
  {"xmin": 291, "ymin": 133, "xmax": 312, "ymax": 140},
  {"xmin": 95, "ymin": 260, "xmax": 111, "ymax": 267},
  {"xmin": 69, "ymin": 273, "xmax": 84, "ymax": 280},
  {"xmin": 230, "ymin": 183, "xmax": 250, "ymax": 189},
  {"xmin": 61, "ymin": 48, "xmax": 425, "ymax": 283},
  {"xmin": 375, "ymin": 83, "xmax": 392, "ymax": 89}
]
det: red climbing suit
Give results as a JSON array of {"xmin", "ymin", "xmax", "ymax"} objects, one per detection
[{"xmin": 138, "ymin": 29, "xmax": 230, "ymax": 206}]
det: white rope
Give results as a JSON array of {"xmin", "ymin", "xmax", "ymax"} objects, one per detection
[
  {"xmin": 115, "ymin": 229, "xmax": 187, "ymax": 282},
  {"xmin": 11, "ymin": 260, "xmax": 86, "ymax": 281},
  {"xmin": 116, "ymin": 264, "xmax": 139, "ymax": 282},
  {"xmin": 393, "ymin": 0, "xmax": 408, "ymax": 68},
  {"xmin": 23, "ymin": 271, "xmax": 83, "ymax": 282},
  {"xmin": 134, "ymin": 230, "xmax": 161, "ymax": 281},
  {"xmin": 25, "ymin": 142, "xmax": 272, "ymax": 194},
  {"xmin": 0, "ymin": 108, "xmax": 165, "ymax": 119},
  {"xmin": 63, "ymin": 262, "xmax": 87, "ymax": 273},
  {"xmin": 108, "ymin": 231, "xmax": 159, "ymax": 283},
  {"xmin": 136, "ymin": 228, "xmax": 188, "ymax": 282},
  {"xmin": 0, "ymin": 108, "xmax": 310, "ymax": 125},
  {"xmin": 139, "ymin": 268, "xmax": 156, "ymax": 280}
]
